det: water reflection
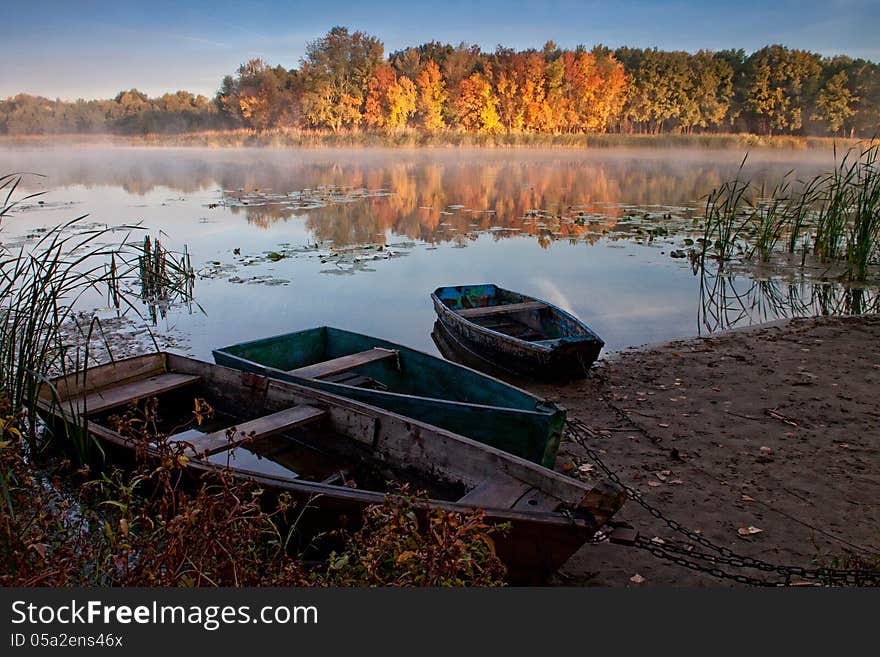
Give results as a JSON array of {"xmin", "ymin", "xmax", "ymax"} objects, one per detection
[
  {"xmin": 10, "ymin": 147, "xmax": 832, "ymax": 249},
  {"xmin": 698, "ymin": 266, "xmax": 880, "ymax": 334},
  {"xmin": 6, "ymin": 146, "xmax": 862, "ymax": 357},
  {"xmin": 223, "ymin": 158, "xmax": 754, "ymax": 247}
]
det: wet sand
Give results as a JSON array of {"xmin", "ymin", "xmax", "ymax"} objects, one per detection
[{"xmin": 531, "ymin": 314, "xmax": 880, "ymax": 586}]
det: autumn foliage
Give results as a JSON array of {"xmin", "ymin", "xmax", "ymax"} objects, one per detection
[
  {"xmin": 0, "ymin": 397, "xmax": 507, "ymax": 587},
  {"xmin": 1, "ymin": 27, "xmax": 878, "ymax": 137}
]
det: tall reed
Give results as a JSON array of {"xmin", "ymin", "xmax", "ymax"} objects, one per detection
[
  {"xmin": 844, "ymin": 145, "xmax": 880, "ymax": 281},
  {"xmin": 701, "ymin": 142, "xmax": 880, "ymax": 283},
  {"xmin": 699, "ymin": 156, "xmax": 752, "ymax": 269}
]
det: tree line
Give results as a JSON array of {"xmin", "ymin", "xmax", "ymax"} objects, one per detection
[{"xmin": 2, "ymin": 27, "xmax": 877, "ymax": 137}]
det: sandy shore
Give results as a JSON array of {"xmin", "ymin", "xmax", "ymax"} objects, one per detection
[{"xmin": 530, "ymin": 314, "xmax": 880, "ymax": 586}]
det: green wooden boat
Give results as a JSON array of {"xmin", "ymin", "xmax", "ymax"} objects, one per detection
[{"xmin": 213, "ymin": 326, "xmax": 565, "ymax": 467}]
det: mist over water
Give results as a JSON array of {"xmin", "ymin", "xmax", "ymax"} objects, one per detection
[{"xmin": 0, "ymin": 146, "xmax": 851, "ymax": 360}]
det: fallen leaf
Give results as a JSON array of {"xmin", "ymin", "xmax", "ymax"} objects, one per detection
[
  {"xmin": 630, "ymin": 574, "xmax": 646, "ymax": 584},
  {"xmin": 658, "ymin": 423, "xmax": 670, "ymax": 428},
  {"xmin": 737, "ymin": 525, "xmax": 764, "ymax": 537},
  {"xmin": 741, "ymin": 494, "xmax": 756, "ymax": 502},
  {"xmin": 759, "ymin": 446, "xmax": 773, "ymax": 454},
  {"xmin": 578, "ymin": 463, "xmax": 595, "ymax": 474},
  {"xmin": 647, "ymin": 480, "xmax": 662, "ymax": 487},
  {"xmin": 668, "ymin": 478, "xmax": 684, "ymax": 485}
]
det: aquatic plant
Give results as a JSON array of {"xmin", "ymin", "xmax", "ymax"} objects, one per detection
[
  {"xmin": 700, "ymin": 142, "xmax": 880, "ymax": 282},
  {"xmin": 699, "ymin": 158, "xmax": 752, "ymax": 269}
]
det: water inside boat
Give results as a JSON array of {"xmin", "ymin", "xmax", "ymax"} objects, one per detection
[{"xmin": 90, "ymin": 382, "xmax": 465, "ymax": 500}]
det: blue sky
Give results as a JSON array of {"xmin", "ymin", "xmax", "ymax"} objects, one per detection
[{"xmin": 1, "ymin": 0, "xmax": 877, "ymax": 100}]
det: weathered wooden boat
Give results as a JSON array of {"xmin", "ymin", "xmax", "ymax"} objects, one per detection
[
  {"xmin": 37, "ymin": 353, "xmax": 625, "ymax": 584},
  {"xmin": 432, "ymin": 284, "xmax": 604, "ymax": 380},
  {"xmin": 213, "ymin": 326, "xmax": 564, "ymax": 467}
]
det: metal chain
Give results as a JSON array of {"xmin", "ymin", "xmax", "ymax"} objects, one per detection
[{"xmin": 566, "ymin": 418, "xmax": 880, "ymax": 587}]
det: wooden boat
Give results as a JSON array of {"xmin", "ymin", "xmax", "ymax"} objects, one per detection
[
  {"xmin": 432, "ymin": 284, "xmax": 604, "ymax": 380},
  {"xmin": 36, "ymin": 353, "xmax": 625, "ymax": 584},
  {"xmin": 213, "ymin": 326, "xmax": 564, "ymax": 467}
]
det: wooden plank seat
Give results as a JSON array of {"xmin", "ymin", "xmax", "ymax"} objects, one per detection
[
  {"xmin": 457, "ymin": 301, "xmax": 547, "ymax": 319},
  {"xmin": 180, "ymin": 404, "xmax": 326, "ymax": 456},
  {"xmin": 71, "ymin": 372, "xmax": 201, "ymax": 415},
  {"xmin": 287, "ymin": 348, "xmax": 398, "ymax": 379},
  {"xmin": 458, "ymin": 472, "xmax": 532, "ymax": 509},
  {"xmin": 512, "ymin": 487, "xmax": 561, "ymax": 512}
]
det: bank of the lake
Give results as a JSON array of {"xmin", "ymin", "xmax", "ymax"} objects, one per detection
[
  {"xmin": 533, "ymin": 314, "xmax": 880, "ymax": 586},
  {"xmin": 0, "ymin": 131, "xmax": 864, "ymax": 150}
]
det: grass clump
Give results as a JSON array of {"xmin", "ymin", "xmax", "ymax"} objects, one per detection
[{"xmin": 700, "ymin": 141, "xmax": 880, "ymax": 282}]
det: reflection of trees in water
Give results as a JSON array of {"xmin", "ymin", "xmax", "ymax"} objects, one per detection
[
  {"xmin": 20, "ymin": 148, "xmax": 825, "ymax": 247},
  {"xmin": 698, "ymin": 265, "xmax": 880, "ymax": 334},
  {"xmin": 228, "ymin": 158, "xmax": 756, "ymax": 247}
]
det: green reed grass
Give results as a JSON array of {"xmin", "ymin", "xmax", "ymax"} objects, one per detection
[
  {"xmin": 699, "ymin": 156, "xmax": 752, "ymax": 269},
  {"xmin": 701, "ymin": 142, "xmax": 880, "ymax": 282}
]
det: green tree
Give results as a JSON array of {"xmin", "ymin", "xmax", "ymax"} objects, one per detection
[
  {"xmin": 744, "ymin": 45, "xmax": 822, "ymax": 135},
  {"xmin": 814, "ymin": 71, "xmax": 858, "ymax": 135},
  {"xmin": 454, "ymin": 72, "xmax": 501, "ymax": 133},
  {"xmin": 299, "ymin": 26, "xmax": 384, "ymax": 131}
]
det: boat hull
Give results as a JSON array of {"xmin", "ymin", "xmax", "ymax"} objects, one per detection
[{"xmin": 214, "ymin": 327, "xmax": 564, "ymax": 467}]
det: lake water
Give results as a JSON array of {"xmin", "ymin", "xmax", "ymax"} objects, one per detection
[{"xmin": 1, "ymin": 145, "xmax": 856, "ymax": 361}]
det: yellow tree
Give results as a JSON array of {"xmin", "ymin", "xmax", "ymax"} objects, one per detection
[
  {"xmin": 366, "ymin": 65, "xmax": 416, "ymax": 128},
  {"xmin": 541, "ymin": 56, "xmax": 566, "ymax": 132},
  {"xmin": 387, "ymin": 76, "xmax": 417, "ymax": 127},
  {"xmin": 521, "ymin": 53, "xmax": 549, "ymax": 131},
  {"xmin": 593, "ymin": 52, "xmax": 628, "ymax": 132},
  {"xmin": 561, "ymin": 51, "xmax": 599, "ymax": 130},
  {"xmin": 495, "ymin": 68, "xmax": 524, "ymax": 131},
  {"xmin": 454, "ymin": 72, "xmax": 502, "ymax": 133},
  {"xmin": 416, "ymin": 60, "xmax": 447, "ymax": 131}
]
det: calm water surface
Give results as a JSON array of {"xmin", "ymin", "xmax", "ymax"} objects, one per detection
[{"xmin": 1, "ymin": 146, "xmax": 845, "ymax": 360}]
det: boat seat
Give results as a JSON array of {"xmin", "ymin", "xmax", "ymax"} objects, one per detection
[
  {"xmin": 180, "ymin": 404, "xmax": 326, "ymax": 456},
  {"xmin": 457, "ymin": 301, "xmax": 547, "ymax": 319},
  {"xmin": 287, "ymin": 348, "xmax": 398, "ymax": 379},
  {"xmin": 458, "ymin": 472, "xmax": 532, "ymax": 509},
  {"xmin": 71, "ymin": 372, "xmax": 201, "ymax": 415},
  {"xmin": 512, "ymin": 487, "xmax": 560, "ymax": 512}
]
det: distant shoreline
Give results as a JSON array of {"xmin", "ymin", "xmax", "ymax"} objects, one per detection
[{"xmin": 0, "ymin": 130, "xmax": 864, "ymax": 151}]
